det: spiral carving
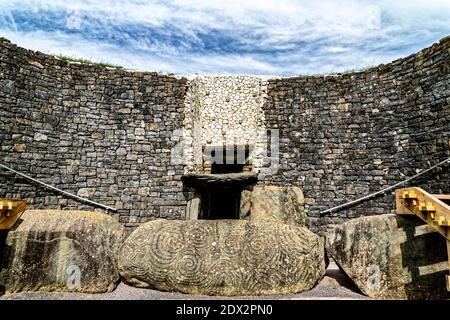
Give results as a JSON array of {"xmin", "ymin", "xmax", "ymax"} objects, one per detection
[
  {"xmin": 242, "ymin": 229, "xmax": 279, "ymax": 266},
  {"xmin": 148, "ymin": 222, "xmax": 185, "ymax": 267},
  {"xmin": 170, "ymin": 249, "xmax": 204, "ymax": 287},
  {"xmin": 187, "ymin": 221, "xmax": 216, "ymax": 249},
  {"xmin": 118, "ymin": 219, "xmax": 325, "ymax": 296}
]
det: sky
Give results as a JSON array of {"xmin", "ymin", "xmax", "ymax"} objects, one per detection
[{"xmin": 0, "ymin": 0, "xmax": 449, "ymax": 76}]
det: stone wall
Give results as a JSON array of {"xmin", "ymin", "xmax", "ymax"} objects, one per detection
[
  {"xmin": 0, "ymin": 36, "xmax": 449, "ymax": 231},
  {"xmin": 0, "ymin": 37, "xmax": 188, "ymax": 227},
  {"xmin": 182, "ymin": 76, "xmax": 267, "ymax": 173},
  {"xmin": 262, "ymin": 36, "xmax": 450, "ymax": 230}
]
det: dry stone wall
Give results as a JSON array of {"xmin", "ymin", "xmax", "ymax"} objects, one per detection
[
  {"xmin": 0, "ymin": 36, "xmax": 449, "ymax": 231},
  {"xmin": 0, "ymin": 37, "xmax": 188, "ymax": 227},
  {"xmin": 262, "ymin": 36, "xmax": 450, "ymax": 231}
]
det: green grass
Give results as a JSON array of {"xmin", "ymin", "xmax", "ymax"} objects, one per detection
[{"xmin": 58, "ymin": 55, "xmax": 124, "ymax": 69}]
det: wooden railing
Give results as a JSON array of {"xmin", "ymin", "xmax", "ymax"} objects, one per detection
[{"xmin": 396, "ymin": 187, "xmax": 450, "ymax": 291}]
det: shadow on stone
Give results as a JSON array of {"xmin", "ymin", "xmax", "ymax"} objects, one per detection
[
  {"xmin": 326, "ymin": 214, "xmax": 450, "ymax": 299},
  {"xmin": 398, "ymin": 216, "xmax": 449, "ymax": 300},
  {"xmin": 326, "ymin": 259, "xmax": 365, "ymax": 294},
  {"xmin": 0, "ymin": 210, "xmax": 127, "ymax": 294},
  {"xmin": 0, "ymin": 230, "xmax": 7, "ymax": 296}
]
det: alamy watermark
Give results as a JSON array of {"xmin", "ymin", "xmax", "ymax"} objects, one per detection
[
  {"xmin": 366, "ymin": 264, "xmax": 381, "ymax": 291},
  {"xmin": 170, "ymin": 127, "xmax": 280, "ymax": 178},
  {"xmin": 66, "ymin": 264, "xmax": 81, "ymax": 290}
]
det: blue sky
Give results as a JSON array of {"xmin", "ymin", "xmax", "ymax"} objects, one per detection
[{"xmin": 0, "ymin": 0, "xmax": 450, "ymax": 76}]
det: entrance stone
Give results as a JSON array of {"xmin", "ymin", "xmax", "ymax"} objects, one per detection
[{"xmin": 119, "ymin": 219, "xmax": 325, "ymax": 296}]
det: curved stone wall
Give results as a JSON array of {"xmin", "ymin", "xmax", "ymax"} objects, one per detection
[
  {"xmin": 262, "ymin": 36, "xmax": 450, "ymax": 230},
  {"xmin": 0, "ymin": 37, "xmax": 188, "ymax": 227},
  {"xmin": 0, "ymin": 36, "xmax": 448, "ymax": 231}
]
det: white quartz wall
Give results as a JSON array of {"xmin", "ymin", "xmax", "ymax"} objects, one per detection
[{"xmin": 183, "ymin": 76, "xmax": 268, "ymax": 173}]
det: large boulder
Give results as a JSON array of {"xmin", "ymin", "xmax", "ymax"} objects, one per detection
[
  {"xmin": 249, "ymin": 185, "xmax": 306, "ymax": 226},
  {"xmin": 326, "ymin": 214, "xmax": 450, "ymax": 300},
  {"xmin": 0, "ymin": 210, "xmax": 127, "ymax": 294},
  {"xmin": 119, "ymin": 219, "xmax": 325, "ymax": 296}
]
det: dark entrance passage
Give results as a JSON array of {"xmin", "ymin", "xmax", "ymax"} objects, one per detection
[
  {"xmin": 200, "ymin": 160, "xmax": 244, "ymax": 219},
  {"xmin": 200, "ymin": 188, "xmax": 241, "ymax": 219},
  {"xmin": 181, "ymin": 166, "xmax": 258, "ymax": 221},
  {"xmin": 211, "ymin": 163, "xmax": 244, "ymax": 174}
]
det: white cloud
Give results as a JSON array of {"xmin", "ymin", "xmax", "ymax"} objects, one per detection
[
  {"xmin": 66, "ymin": 12, "xmax": 82, "ymax": 30},
  {"xmin": 0, "ymin": 0, "xmax": 384, "ymax": 36},
  {"xmin": 0, "ymin": 29, "xmax": 280, "ymax": 75},
  {"xmin": 325, "ymin": 47, "xmax": 350, "ymax": 53},
  {"xmin": 0, "ymin": 0, "xmax": 449, "ymax": 75}
]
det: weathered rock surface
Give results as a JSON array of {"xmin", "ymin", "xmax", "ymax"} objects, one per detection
[
  {"xmin": 119, "ymin": 219, "xmax": 325, "ymax": 296},
  {"xmin": 239, "ymin": 189, "xmax": 252, "ymax": 219},
  {"xmin": 250, "ymin": 185, "xmax": 306, "ymax": 226},
  {"xmin": 182, "ymin": 173, "xmax": 258, "ymax": 187},
  {"xmin": 326, "ymin": 214, "xmax": 450, "ymax": 300},
  {"xmin": 0, "ymin": 210, "xmax": 127, "ymax": 294}
]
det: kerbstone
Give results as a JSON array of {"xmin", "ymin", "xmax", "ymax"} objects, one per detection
[
  {"xmin": 0, "ymin": 210, "xmax": 127, "ymax": 294},
  {"xmin": 119, "ymin": 219, "xmax": 326, "ymax": 296},
  {"xmin": 326, "ymin": 214, "xmax": 450, "ymax": 300}
]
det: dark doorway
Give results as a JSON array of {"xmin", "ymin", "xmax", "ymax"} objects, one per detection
[
  {"xmin": 200, "ymin": 188, "xmax": 241, "ymax": 219},
  {"xmin": 211, "ymin": 163, "xmax": 244, "ymax": 174}
]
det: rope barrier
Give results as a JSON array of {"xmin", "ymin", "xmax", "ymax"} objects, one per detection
[
  {"xmin": 0, "ymin": 163, "xmax": 117, "ymax": 212},
  {"xmin": 320, "ymin": 157, "xmax": 450, "ymax": 216}
]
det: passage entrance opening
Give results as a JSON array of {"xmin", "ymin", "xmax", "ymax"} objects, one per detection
[
  {"xmin": 182, "ymin": 144, "xmax": 257, "ymax": 221},
  {"xmin": 200, "ymin": 187, "xmax": 241, "ymax": 219}
]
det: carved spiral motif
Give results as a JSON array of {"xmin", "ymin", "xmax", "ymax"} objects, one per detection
[
  {"xmin": 118, "ymin": 219, "xmax": 325, "ymax": 296},
  {"xmin": 196, "ymin": 261, "xmax": 226, "ymax": 294},
  {"xmin": 119, "ymin": 242, "xmax": 139, "ymax": 262},
  {"xmin": 278, "ymin": 224, "xmax": 311, "ymax": 256},
  {"xmin": 243, "ymin": 267, "xmax": 285, "ymax": 292},
  {"xmin": 223, "ymin": 233, "xmax": 243, "ymax": 257},
  {"xmin": 148, "ymin": 222, "xmax": 185, "ymax": 267},
  {"xmin": 188, "ymin": 222, "xmax": 215, "ymax": 249},
  {"xmin": 170, "ymin": 249, "xmax": 204, "ymax": 287},
  {"xmin": 223, "ymin": 258, "xmax": 245, "ymax": 284},
  {"xmin": 241, "ymin": 227, "xmax": 279, "ymax": 266}
]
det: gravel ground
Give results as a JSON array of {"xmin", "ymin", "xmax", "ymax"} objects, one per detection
[{"xmin": 0, "ymin": 261, "xmax": 369, "ymax": 300}]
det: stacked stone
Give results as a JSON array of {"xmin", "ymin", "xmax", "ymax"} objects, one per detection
[
  {"xmin": 0, "ymin": 37, "xmax": 188, "ymax": 228},
  {"xmin": 262, "ymin": 36, "xmax": 450, "ymax": 232},
  {"xmin": 183, "ymin": 75, "xmax": 267, "ymax": 173},
  {"xmin": 0, "ymin": 35, "xmax": 449, "ymax": 232}
]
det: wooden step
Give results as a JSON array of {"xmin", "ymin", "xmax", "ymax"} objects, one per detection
[
  {"xmin": 400, "ymin": 191, "xmax": 418, "ymax": 199},
  {"xmin": 0, "ymin": 198, "xmax": 27, "ymax": 230},
  {"xmin": 396, "ymin": 187, "xmax": 450, "ymax": 239},
  {"xmin": 396, "ymin": 187, "xmax": 450, "ymax": 292},
  {"xmin": 419, "ymin": 201, "xmax": 436, "ymax": 212},
  {"xmin": 434, "ymin": 215, "xmax": 450, "ymax": 227}
]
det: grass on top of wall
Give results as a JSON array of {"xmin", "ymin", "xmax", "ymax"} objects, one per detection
[
  {"xmin": 58, "ymin": 55, "xmax": 124, "ymax": 69},
  {"xmin": 304, "ymin": 65, "xmax": 375, "ymax": 77}
]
